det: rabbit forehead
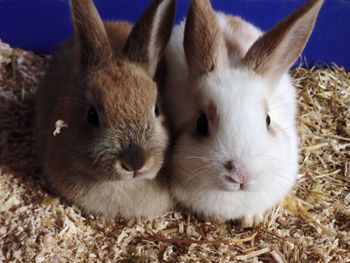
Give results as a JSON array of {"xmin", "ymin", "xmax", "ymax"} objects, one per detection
[
  {"xmin": 200, "ymin": 68, "xmax": 268, "ymax": 118},
  {"xmin": 87, "ymin": 63, "xmax": 157, "ymax": 127},
  {"xmin": 198, "ymin": 68, "xmax": 270, "ymax": 156},
  {"xmin": 197, "ymin": 68, "xmax": 297, "ymax": 161}
]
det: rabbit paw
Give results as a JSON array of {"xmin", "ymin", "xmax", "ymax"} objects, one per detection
[
  {"xmin": 240, "ymin": 213, "xmax": 264, "ymax": 229},
  {"xmin": 199, "ymin": 214, "xmax": 226, "ymax": 224}
]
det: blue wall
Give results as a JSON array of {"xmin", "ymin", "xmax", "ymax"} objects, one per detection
[{"xmin": 0, "ymin": 0, "xmax": 349, "ymax": 69}]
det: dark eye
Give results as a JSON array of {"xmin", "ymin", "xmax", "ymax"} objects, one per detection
[
  {"xmin": 155, "ymin": 104, "xmax": 160, "ymax": 117},
  {"xmin": 266, "ymin": 114, "xmax": 271, "ymax": 128},
  {"xmin": 196, "ymin": 111, "xmax": 209, "ymax": 136},
  {"xmin": 87, "ymin": 106, "xmax": 99, "ymax": 126}
]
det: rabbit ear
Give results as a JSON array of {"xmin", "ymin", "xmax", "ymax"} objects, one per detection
[
  {"xmin": 123, "ymin": 0, "xmax": 176, "ymax": 77},
  {"xmin": 242, "ymin": 0, "xmax": 323, "ymax": 80},
  {"xmin": 70, "ymin": 0, "xmax": 113, "ymax": 68},
  {"xmin": 184, "ymin": 0, "xmax": 228, "ymax": 76}
]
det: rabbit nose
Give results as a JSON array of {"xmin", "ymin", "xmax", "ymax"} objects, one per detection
[
  {"xmin": 224, "ymin": 160, "xmax": 235, "ymax": 172},
  {"xmin": 120, "ymin": 145, "xmax": 147, "ymax": 173}
]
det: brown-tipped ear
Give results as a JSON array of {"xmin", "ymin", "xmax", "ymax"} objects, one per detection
[
  {"xmin": 184, "ymin": 0, "xmax": 228, "ymax": 76},
  {"xmin": 70, "ymin": 0, "xmax": 112, "ymax": 67},
  {"xmin": 242, "ymin": 0, "xmax": 323, "ymax": 80},
  {"xmin": 123, "ymin": 0, "xmax": 176, "ymax": 77}
]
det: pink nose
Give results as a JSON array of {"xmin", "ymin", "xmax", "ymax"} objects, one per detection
[{"xmin": 238, "ymin": 170, "xmax": 249, "ymax": 184}]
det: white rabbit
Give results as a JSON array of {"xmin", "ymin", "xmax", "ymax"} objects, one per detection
[{"xmin": 163, "ymin": 0, "xmax": 323, "ymax": 226}]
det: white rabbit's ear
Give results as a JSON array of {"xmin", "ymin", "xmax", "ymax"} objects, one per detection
[
  {"xmin": 242, "ymin": 0, "xmax": 323, "ymax": 80},
  {"xmin": 70, "ymin": 0, "xmax": 113, "ymax": 67},
  {"xmin": 124, "ymin": 0, "xmax": 176, "ymax": 77},
  {"xmin": 184, "ymin": 0, "xmax": 229, "ymax": 76}
]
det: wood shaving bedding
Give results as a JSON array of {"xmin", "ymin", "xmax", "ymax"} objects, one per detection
[
  {"xmin": 0, "ymin": 41, "xmax": 349, "ymax": 262},
  {"xmin": 53, "ymin": 120, "xmax": 68, "ymax": 136}
]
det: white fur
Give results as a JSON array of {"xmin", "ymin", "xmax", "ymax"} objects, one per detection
[
  {"xmin": 164, "ymin": 14, "xmax": 299, "ymax": 222},
  {"xmin": 80, "ymin": 178, "xmax": 172, "ymax": 218}
]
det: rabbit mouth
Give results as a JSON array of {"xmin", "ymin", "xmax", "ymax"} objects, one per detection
[
  {"xmin": 114, "ymin": 159, "xmax": 161, "ymax": 181},
  {"xmin": 224, "ymin": 175, "xmax": 246, "ymax": 191}
]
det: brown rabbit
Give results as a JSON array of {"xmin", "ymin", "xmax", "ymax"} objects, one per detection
[{"xmin": 35, "ymin": 0, "xmax": 176, "ymax": 218}]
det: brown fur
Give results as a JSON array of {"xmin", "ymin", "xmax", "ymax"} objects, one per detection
[
  {"xmin": 35, "ymin": 0, "xmax": 176, "ymax": 218},
  {"xmin": 124, "ymin": 0, "xmax": 176, "ymax": 76},
  {"xmin": 183, "ymin": 0, "xmax": 322, "ymax": 80},
  {"xmin": 70, "ymin": 0, "xmax": 112, "ymax": 66},
  {"xmin": 223, "ymin": 16, "xmax": 256, "ymax": 64},
  {"xmin": 242, "ymin": 0, "xmax": 324, "ymax": 78},
  {"xmin": 184, "ymin": 0, "xmax": 228, "ymax": 75},
  {"xmin": 105, "ymin": 22, "xmax": 133, "ymax": 55},
  {"xmin": 207, "ymin": 100, "xmax": 219, "ymax": 125},
  {"xmin": 224, "ymin": 37, "xmax": 243, "ymax": 65}
]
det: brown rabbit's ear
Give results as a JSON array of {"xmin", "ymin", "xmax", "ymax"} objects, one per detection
[
  {"xmin": 70, "ymin": 0, "xmax": 112, "ymax": 67},
  {"xmin": 123, "ymin": 0, "xmax": 176, "ymax": 77},
  {"xmin": 242, "ymin": 0, "xmax": 323, "ymax": 80},
  {"xmin": 184, "ymin": 0, "xmax": 228, "ymax": 76}
]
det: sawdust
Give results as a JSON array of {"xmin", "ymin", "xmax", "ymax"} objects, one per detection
[
  {"xmin": 0, "ymin": 41, "xmax": 349, "ymax": 262},
  {"xmin": 53, "ymin": 120, "xmax": 68, "ymax": 136}
]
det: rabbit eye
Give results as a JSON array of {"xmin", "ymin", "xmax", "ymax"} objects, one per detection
[
  {"xmin": 196, "ymin": 111, "xmax": 209, "ymax": 137},
  {"xmin": 87, "ymin": 106, "xmax": 99, "ymax": 127},
  {"xmin": 155, "ymin": 104, "xmax": 160, "ymax": 117},
  {"xmin": 266, "ymin": 114, "xmax": 271, "ymax": 128}
]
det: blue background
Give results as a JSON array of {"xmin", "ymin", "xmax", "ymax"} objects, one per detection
[{"xmin": 0, "ymin": 0, "xmax": 349, "ymax": 69}]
